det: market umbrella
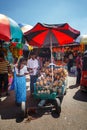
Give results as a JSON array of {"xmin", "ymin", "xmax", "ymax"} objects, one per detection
[
  {"xmin": 18, "ymin": 23, "xmax": 33, "ymax": 34},
  {"xmin": 80, "ymin": 35, "xmax": 87, "ymax": 44},
  {"xmin": 24, "ymin": 22, "xmax": 80, "ymax": 81},
  {"xmin": 0, "ymin": 14, "xmax": 24, "ymax": 43},
  {"xmin": 24, "ymin": 22, "xmax": 80, "ymax": 60},
  {"xmin": 19, "ymin": 23, "xmax": 33, "ymax": 53}
]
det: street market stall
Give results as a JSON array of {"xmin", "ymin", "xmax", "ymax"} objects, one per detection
[{"xmin": 24, "ymin": 22, "xmax": 80, "ymax": 114}]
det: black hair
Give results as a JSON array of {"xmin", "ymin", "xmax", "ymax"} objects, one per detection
[
  {"xmin": 30, "ymin": 51, "xmax": 35, "ymax": 55},
  {"xmin": 18, "ymin": 57, "xmax": 25, "ymax": 73}
]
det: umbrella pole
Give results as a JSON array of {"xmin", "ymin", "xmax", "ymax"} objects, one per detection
[
  {"xmin": 62, "ymin": 46, "xmax": 64, "ymax": 66},
  {"xmin": 50, "ymin": 32, "xmax": 54, "ymax": 83}
]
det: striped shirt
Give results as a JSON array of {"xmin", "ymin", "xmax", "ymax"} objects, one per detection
[{"xmin": 0, "ymin": 60, "xmax": 10, "ymax": 74}]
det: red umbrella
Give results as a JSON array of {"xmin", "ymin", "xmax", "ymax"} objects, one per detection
[
  {"xmin": 24, "ymin": 22, "xmax": 80, "ymax": 64},
  {"xmin": 24, "ymin": 22, "xmax": 80, "ymax": 47},
  {"xmin": 24, "ymin": 22, "xmax": 80, "ymax": 81}
]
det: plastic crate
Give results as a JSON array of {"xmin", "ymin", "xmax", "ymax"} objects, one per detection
[{"xmin": 33, "ymin": 83, "xmax": 65, "ymax": 100}]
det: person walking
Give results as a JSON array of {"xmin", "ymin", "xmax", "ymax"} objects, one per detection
[
  {"xmin": 67, "ymin": 52, "xmax": 74, "ymax": 73},
  {"xmin": 27, "ymin": 52, "xmax": 39, "ymax": 96},
  {"xmin": 76, "ymin": 52, "xmax": 82, "ymax": 86},
  {"xmin": 0, "ymin": 52, "xmax": 11, "ymax": 96}
]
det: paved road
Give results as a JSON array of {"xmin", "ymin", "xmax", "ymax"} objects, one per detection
[{"xmin": 0, "ymin": 76, "xmax": 87, "ymax": 130}]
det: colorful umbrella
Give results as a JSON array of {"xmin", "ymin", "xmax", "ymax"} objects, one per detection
[
  {"xmin": 80, "ymin": 35, "xmax": 87, "ymax": 44},
  {"xmin": 18, "ymin": 23, "xmax": 33, "ymax": 34},
  {"xmin": 18, "ymin": 23, "xmax": 33, "ymax": 50},
  {"xmin": 24, "ymin": 22, "xmax": 80, "ymax": 64},
  {"xmin": 0, "ymin": 14, "xmax": 24, "ymax": 43},
  {"xmin": 24, "ymin": 22, "xmax": 80, "ymax": 47},
  {"xmin": 24, "ymin": 22, "xmax": 80, "ymax": 82}
]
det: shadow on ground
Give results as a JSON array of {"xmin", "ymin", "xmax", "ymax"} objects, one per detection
[
  {"xmin": 69, "ymin": 84, "xmax": 79, "ymax": 89},
  {"xmin": 26, "ymin": 97, "xmax": 60, "ymax": 122},
  {"xmin": 0, "ymin": 91, "xmax": 21, "ymax": 120},
  {"xmin": 73, "ymin": 89, "xmax": 87, "ymax": 102},
  {"xmin": 0, "ymin": 91, "xmax": 60, "ymax": 123}
]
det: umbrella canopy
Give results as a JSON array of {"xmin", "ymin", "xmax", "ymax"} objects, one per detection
[
  {"xmin": 80, "ymin": 35, "xmax": 87, "ymax": 44},
  {"xmin": 18, "ymin": 23, "xmax": 33, "ymax": 34},
  {"xmin": 75, "ymin": 35, "xmax": 87, "ymax": 45},
  {"xmin": 0, "ymin": 14, "xmax": 24, "ymax": 43},
  {"xmin": 24, "ymin": 22, "xmax": 80, "ymax": 47},
  {"xmin": 24, "ymin": 22, "xmax": 80, "ymax": 82}
]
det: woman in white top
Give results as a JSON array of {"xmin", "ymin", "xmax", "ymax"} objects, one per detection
[{"xmin": 14, "ymin": 57, "xmax": 29, "ymax": 107}]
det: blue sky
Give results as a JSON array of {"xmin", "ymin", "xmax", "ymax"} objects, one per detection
[{"xmin": 0, "ymin": 0, "xmax": 87, "ymax": 35}]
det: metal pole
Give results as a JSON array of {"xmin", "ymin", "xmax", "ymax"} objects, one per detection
[{"xmin": 50, "ymin": 30, "xmax": 54, "ymax": 83}]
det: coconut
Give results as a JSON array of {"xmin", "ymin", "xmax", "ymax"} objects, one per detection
[
  {"xmin": 53, "ymin": 80, "xmax": 58, "ymax": 87},
  {"xmin": 39, "ymin": 80, "xmax": 44, "ymax": 86},
  {"xmin": 38, "ymin": 90, "xmax": 41, "ymax": 94},
  {"xmin": 44, "ymin": 85, "xmax": 49, "ymax": 89},
  {"xmin": 58, "ymin": 80, "xmax": 63, "ymax": 87},
  {"xmin": 36, "ymin": 81, "xmax": 40, "ymax": 87},
  {"xmin": 47, "ymin": 89, "xmax": 50, "ymax": 94},
  {"xmin": 40, "ymin": 90, "xmax": 44, "ymax": 93},
  {"xmin": 43, "ymin": 79, "xmax": 47, "ymax": 85}
]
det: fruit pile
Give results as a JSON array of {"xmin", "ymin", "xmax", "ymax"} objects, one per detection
[{"xmin": 35, "ymin": 67, "xmax": 68, "ymax": 94}]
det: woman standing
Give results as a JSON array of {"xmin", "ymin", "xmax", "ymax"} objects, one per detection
[{"xmin": 14, "ymin": 57, "xmax": 29, "ymax": 113}]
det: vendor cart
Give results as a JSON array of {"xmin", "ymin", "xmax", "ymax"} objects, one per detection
[
  {"xmin": 33, "ymin": 65, "xmax": 68, "ymax": 115},
  {"xmin": 33, "ymin": 83, "xmax": 67, "ymax": 114}
]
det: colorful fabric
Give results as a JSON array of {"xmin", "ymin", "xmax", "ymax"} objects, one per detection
[{"xmin": 15, "ymin": 75, "xmax": 26, "ymax": 103}]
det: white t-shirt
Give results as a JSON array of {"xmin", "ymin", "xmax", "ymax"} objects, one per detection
[
  {"xmin": 15, "ymin": 65, "xmax": 28, "ymax": 75},
  {"xmin": 27, "ymin": 58, "xmax": 39, "ymax": 75}
]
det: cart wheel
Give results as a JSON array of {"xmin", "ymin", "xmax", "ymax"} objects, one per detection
[{"xmin": 53, "ymin": 98, "xmax": 61, "ymax": 114}]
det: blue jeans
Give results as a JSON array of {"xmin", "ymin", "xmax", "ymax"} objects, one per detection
[{"xmin": 30, "ymin": 75, "xmax": 38, "ymax": 93}]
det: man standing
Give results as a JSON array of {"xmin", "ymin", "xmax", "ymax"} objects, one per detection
[{"xmin": 27, "ymin": 52, "xmax": 39, "ymax": 95}]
